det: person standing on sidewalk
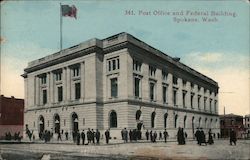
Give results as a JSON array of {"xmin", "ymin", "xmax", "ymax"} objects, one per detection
[
  {"xmin": 145, "ymin": 130, "xmax": 149, "ymax": 141},
  {"xmin": 96, "ymin": 129, "xmax": 100, "ymax": 144},
  {"xmin": 105, "ymin": 129, "xmax": 110, "ymax": 144},
  {"xmin": 230, "ymin": 129, "xmax": 237, "ymax": 145},
  {"xmin": 81, "ymin": 130, "xmax": 85, "ymax": 145},
  {"xmin": 76, "ymin": 130, "xmax": 80, "ymax": 145},
  {"xmin": 163, "ymin": 129, "xmax": 169, "ymax": 143}
]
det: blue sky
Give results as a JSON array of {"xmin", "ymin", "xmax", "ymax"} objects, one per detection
[{"xmin": 1, "ymin": 0, "xmax": 249, "ymax": 115}]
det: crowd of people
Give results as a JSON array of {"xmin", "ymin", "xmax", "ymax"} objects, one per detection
[{"xmin": 22, "ymin": 125, "xmax": 238, "ymax": 146}]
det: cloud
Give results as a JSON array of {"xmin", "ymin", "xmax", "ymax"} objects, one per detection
[{"xmin": 188, "ymin": 52, "xmax": 223, "ymax": 63}]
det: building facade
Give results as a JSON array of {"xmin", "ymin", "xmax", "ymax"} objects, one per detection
[
  {"xmin": 244, "ymin": 114, "xmax": 250, "ymax": 138},
  {"xmin": 0, "ymin": 95, "xmax": 24, "ymax": 139},
  {"xmin": 22, "ymin": 32, "xmax": 220, "ymax": 140},
  {"xmin": 220, "ymin": 114, "xmax": 244, "ymax": 138}
]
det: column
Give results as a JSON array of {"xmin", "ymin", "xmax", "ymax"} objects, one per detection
[
  {"xmin": 50, "ymin": 72, "xmax": 54, "ymax": 104},
  {"xmin": 80, "ymin": 62, "xmax": 85, "ymax": 100},
  {"xmin": 177, "ymin": 78, "xmax": 183, "ymax": 107},
  {"xmin": 47, "ymin": 72, "xmax": 51, "ymax": 104},
  {"xmin": 35, "ymin": 76, "xmax": 40, "ymax": 106},
  {"xmin": 66, "ymin": 67, "xmax": 71, "ymax": 101},
  {"xmin": 63, "ymin": 67, "xmax": 67, "ymax": 102},
  {"xmin": 167, "ymin": 73, "xmax": 173, "ymax": 106}
]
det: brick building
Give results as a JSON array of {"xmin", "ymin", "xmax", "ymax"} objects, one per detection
[
  {"xmin": 0, "ymin": 95, "xmax": 24, "ymax": 139},
  {"xmin": 220, "ymin": 113, "xmax": 244, "ymax": 138},
  {"xmin": 22, "ymin": 32, "xmax": 220, "ymax": 140}
]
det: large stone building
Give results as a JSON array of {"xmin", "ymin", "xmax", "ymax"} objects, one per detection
[{"xmin": 22, "ymin": 32, "xmax": 219, "ymax": 140}]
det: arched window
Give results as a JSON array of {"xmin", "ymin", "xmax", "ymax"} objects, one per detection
[
  {"xmin": 192, "ymin": 116, "xmax": 195, "ymax": 134},
  {"xmin": 110, "ymin": 111, "xmax": 117, "ymax": 128},
  {"xmin": 205, "ymin": 118, "xmax": 207, "ymax": 128},
  {"xmin": 174, "ymin": 115, "xmax": 178, "ymax": 128},
  {"xmin": 151, "ymin": 112, "xmax": 156, "ymax": 128},
  {"xmin": 210, "ymin": 118, "xmax": 213, "ymax": 128},
  {"xmin": 164, "ymin": 113, "xmax": 168, "ymax": 128},
  {"xmin": 72, "ymin": 112, "xmax": 79, "ymax": 132},
  {"xmin": 184, "ymin": 115, "xmax": 187, "ymax": 128},
  {"xmin": 136, "ymin": 110, "xmax": 141, "ymax": 120},
  {"xmin": 54, "ymin": 114, "xmax": 60, "ymax": 134}
]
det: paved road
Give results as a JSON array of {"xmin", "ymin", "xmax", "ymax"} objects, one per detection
[{"xmin": 0, "ymin": 139, "xmax": 250, "ymax": 159}]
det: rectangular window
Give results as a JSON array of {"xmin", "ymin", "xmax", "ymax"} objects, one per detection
[
  {"xmin": 73, "ymin": 67, "xmax": 80, "ymax": 77},
  {"xmin": 111, "ymin": 78, "xmax": 118, "ymax": 97},
  {"xmin": 191, "ymin": 82, "xmax": 194, "ymax": 88},
  {"xmin": 58, "ymin": 86, "xmax": 63, "ymax": 102},
  {"xmin": 75, "ymin": 83, "xmax": 81, "ymax": 99},
  {"xmin": 149, "ymin": 82, "xmax": 155, "ymax": 101},
  {"xmin": 83, "ymin": 118, "xmax": 85, "ymax": 126},
  {"xmin": 173, "ymin": 76, "xmax": 178, "ymax": 85},
  {"xmin": 47, "ymin": 120, "xmax": 49, "ymax": 127},
  {"xmin": 198, "ymin": 96, "xmax": 201, "ymax": 110},
  {"xmin": 182, "ymin": 91, "xmax": 186, "ymax": 107},
  {"xmin": 107, "ymin": 57, "xmax": 120, "ymax": 72},
  {"xmin": 163, "ymin": 86, "xmax": 167, "ymax": 103},
  {"xmin": 55, "ymin": 72, "xmax": 62, "ymax": 81},
  {"xmin": 134, "ymin": 77, "xmax": 140, "ymax": 97},
  {"xmin": 149, "ymin": 66, "xmax": 156, "ymax": 77},
  {"xmin": 64, "ymin": 119, "xmax": 66, "ymax": 126},
  {"xmin": 42, "ymin": 89, "xmax": 47, "ymax": 104},
  {"xmin": 204, "ymin": 97, "xmax": 207, "ymax": 111},
  {"xmin": 41, "ymin": 75, "xmax": 47, "ymax": 84},
  {"xmin": 210, "ymin": 99, "xmax": 212, "ymax": 112},
  {"xmin": 133, "ymin": 60, "xmax": 142, "ymax": 72},
  {"xmin": 162, "ymin": 71, "xmax": 168, "ymax": 81},
  {"xmin": 173, "ymin": 89, "xmax": 177, "ymax": 106}
]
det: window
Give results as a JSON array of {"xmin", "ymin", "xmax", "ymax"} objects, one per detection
[
  {"xmin": 149, "ymin": 66, "xmax": 156, "ymax": 77},
  {"xmin": 83, "ymin": 118, "xmax": 85, "ymax": 126},
  {"xmin": 191, "ymin": 93, "xmax": 194, "ymax": 108},
  {"xmin": 184, "ymin": 116, "xmax": 187, "ymax": 128},
  {"xmin": 75, "ymin": 83, "xmax": 81, "ymax": 99},
  {"xmin": 151, "ymin": 112, "xmax": 156, "ymax": 128},
  {"xmin": 107, "ymin": 57, "xmax": 119, "ymax": 72},
  {"xmin": 42, "ymin": 89, "xmax": 47, "ymax": 104},
  {"xmin": 134, "ymin": 77, "xmax": 141, "ymax": 98},
  {"xmin": 173, "ymin": 76, "xmax": 178, "ymax": 85},
  {"xmin": 191, "ymin": 82, "xmax": 194, "ymax": 89},
  {"xmin": 199, "ymin": 117, "xmax": 202, "ymax": 127},
  {"xmin": 174, "ymin": 115, "xmax": 178, "ymax": 128},
  {"xmin": 214, "ymin": 100, "xmax": 217, "ymax": 112},
  {"xmin": 133, "ymin": 59, "xmax": 142, "ymax": 72},
  {"xmin": 111, "ymin": 78, "xmax": 118, "ymax": 98},
  {"xmin": 58, "ymin": 86, "xmax": 63, "ymax": 102},
  {"xmin": 64, "ymin": 119, "xmax": 66, "ymax": 126},
  {"xmin": 72, "ymin": 67, "xmax": 80, "ymax": 77},
  {"xmin": 198, "ymin": 95, "xmax": 201, "ymax": 110},
  {"xmin": 47, "ymin": 120, "xmax": 49, "ymax": 127},
  {"xmin": 162, "ymin": 71, "xmax": 168, "ymax": 81},
  {"xmin": 209, "ymin": 99, "xmax": 212, "ymax": 112},
  {"xmin": 149, "ymin": 82, "xmax": 155, "ymax": 101},
  {"xmin": 55, "ymin": 72, "xmax": 62, "ymax": 81},
  {"xmin": 198, "ymin": 86, "xmax": 201, "ymax": 92},
  {"xmin": 164, "ymin": 113, "xmax": 168, "ymax": 128},
  {"xmin": 110, "ymin": 111, "xmax": 117, "ymax": 128},
  {"xmin": 182, "ymin": 91, "xmax": 186, "ymax": 108},
  {"xmin": 163, "ymin": 86, "xmax": 167, "ymax": 103},
  {"xmin": 173, "ymin": 89, "xmax": 177, "ymax": 106},
  {"xmin": 204, "ymin": 97, "xmax": 207, "ymax": 111},
  {"xmin": 183, "ymin": 79, "xmax": 187, "ymax": 86},
  {"xmin": 41, "ymin": 75, "xmax": 47, "ymax": 84}
]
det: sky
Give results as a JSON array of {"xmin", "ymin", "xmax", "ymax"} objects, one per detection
[{"xmin": 0, "ymin": 0, "xmax": 249, "ymax": 116}]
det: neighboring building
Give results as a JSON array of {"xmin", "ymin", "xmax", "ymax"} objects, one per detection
[
  {"xmin": 220, "ymin": 113, "xmax": 244, "ymax": 138},
  {"xmin": 22, "ymin": 32, "xmax": 220, "ymax": 140},
  {"xmin": 0, "ymin": 95, "xmax": 24, "ymax": 139},
  {"xmin": 244, "ymin": 114, "xmax": 250, "ymax": 138}
]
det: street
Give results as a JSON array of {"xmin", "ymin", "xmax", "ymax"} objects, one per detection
[{"xmin": 0, "ymin": 139, "xmax": 250, "ymax": 160}]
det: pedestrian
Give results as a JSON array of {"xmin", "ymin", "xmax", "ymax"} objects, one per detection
[
  {"xmin": 76, "ymin": 130, "xmax": 80, "ymax": 145},
  {"xmin": 123, "ymin": 128, "xmax": 128, "ymax": 143},
  {"xmin": 65, "ymin": 131, "xmax": 68, "ymax": 140},
  {"xmin": 92, "ymin": 129, "xmax": 95, "ymax": 144},
  {"xmin": 200, "ymin": 128, "xmax": 207, "ymax": 145},
  {"xmin": 129, "ymin": 130, "xmax": 132, "ymax": 142},
  {"xmin": 87, "ymin": 128, "xmax": 91, "ymax": 144},
  {"xmin": 229, "ymin": 129, "xmax": 237, "ymax": 145},
  {"xmin": 195, "ymin": 128, "xmax": 201, "ymax": 145},
  {"xmin": 150, "ymin": 130, "xmax": 153, "ymax": 142},
  {"xmin": 163, "ymin": 129, "xmax": 169, "ymax": 143},
  {"xmin": 177, "ymin": 127, "xmax": 185, "ymax": 145},
  {"xmin": 159, "ymin": 131, "xmax": 162, "ymax": 140},
  {"xmin": 207, "ymin": 129, "xmax": 214, "ymax": 145},
  {"xmin": 145, "ymin": 130, "xmax": 149, "ymax": 141},
  {"xmin": 81, "ymin": 130, "xmax": 85, "ymax": 145},
  {"xmin": 57, "ymin": 132, "xmax": 62, "ymax": 141},
  {"xmin": 96, "ymin": 129, "xmax": 100, "ymax": 144},
  {"xmin": 105, "ymin": 129, "xmax": 110, "ymax": 144},
  {"xmin": 153, "ymin": 131, "xmax": 157, "ymax": 143}
]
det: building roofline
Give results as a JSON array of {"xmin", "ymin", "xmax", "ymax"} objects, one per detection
[{"xmin": 23, "ymin": 32, "xmax": 218, "ymax": 87}]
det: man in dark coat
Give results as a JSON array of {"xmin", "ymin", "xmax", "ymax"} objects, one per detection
[
  {"xmin": 65, "ymin": 131, "xmax": 69, "ymax": 140},
  {"xmin": 105, "ymin": 129, "xmax": 110, "ymax": 144},
  {"xmin": 81, "ymin": 130, "xmax": 85, "ymax": 145},
  {"xmin": 163, "ymin": 129, "xmax": 169, "ymax": 143},
  {"xmin": 150, "ymin": 130, "xmax": 153, "ymax": 142},
  {"xmin": 91, "ymin": 129, "xmax": 95, "ymax": 144},
  {"xmin": 195, "ymin": 128, "xmax": 201, "ymax": 145},
  {"xmin": 230, "ymin": 129, "xmax": 237, "ymax": 145},
  {"xmin": 208, "ymin": 129, "xmax": 214, "ymax": 145},
  {"xmin": 96, "ymin": 129, "xmax": 100, "ymax": 144},
  {"xmin": 123, "ymin": 128, "xmax": 128, "ymax": 143},
  {"xmin": 76, "ymin": 130, "xmax": 80, "ymax": 145},
  {"xmin": 87, "ymin": 128, "xmax": 91, "ymax": 144},
  {"xmin": 200, "ymin": 128, "xmax": 207, "ymax": 145},
  {"xmin": 145, "ymin": 130, "xmax": 149, "ymax": 141},
  {"xmin": 129, "ymin": 130, "xmax": 132, "ymax": 142}
]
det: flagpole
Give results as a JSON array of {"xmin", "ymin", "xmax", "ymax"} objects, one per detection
[{"xmin": 60, "ymin": 3, "xmax": 62, "ymax": 51}]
